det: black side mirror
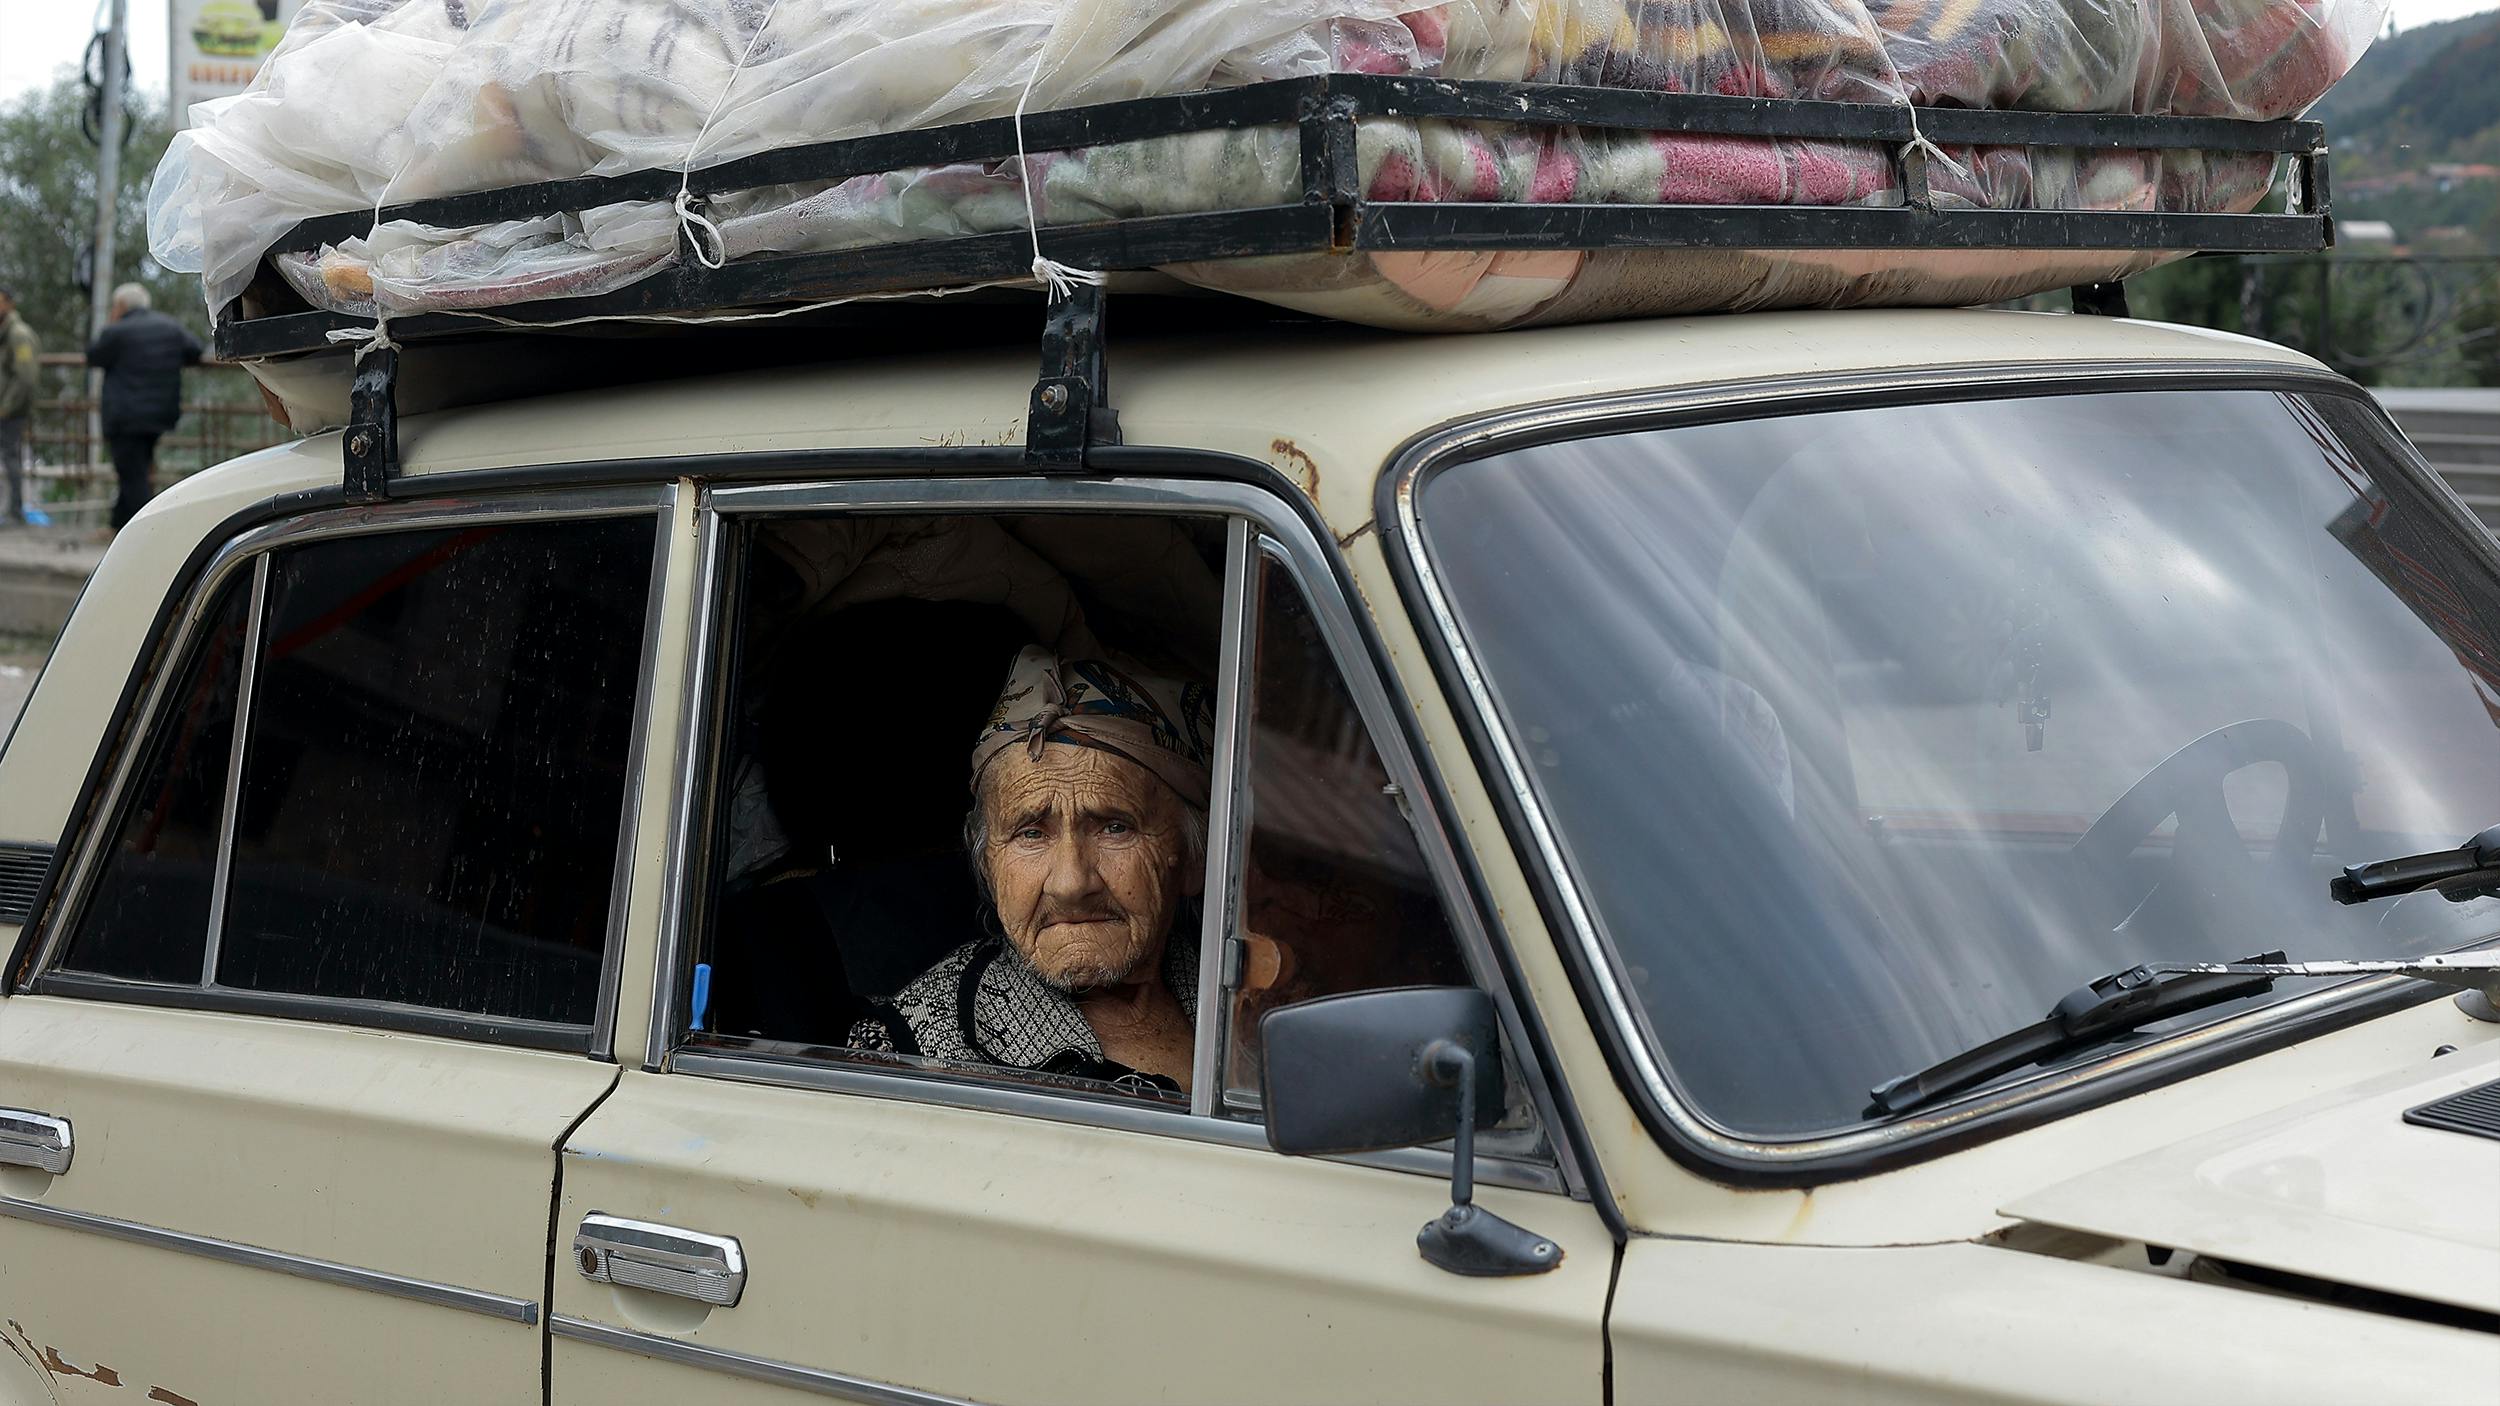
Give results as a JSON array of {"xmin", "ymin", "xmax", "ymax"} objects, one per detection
[{"xmin": 1260, "ymin": 987, "xmax": 1562, "ymax": 1278}]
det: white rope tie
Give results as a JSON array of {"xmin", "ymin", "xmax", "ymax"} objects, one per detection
[
  {"xmin": 1898, "ymin": 102, "xmax": 1957, "ymax": 185},
  {"xmin": 1899, "ymin": 103, "xmax": 1955, "ymax": 168},
  {"xmin": 675, "ymin": 187, "xmax": 730, "ymax": 270},
  {"xmin": 327, "ymin": 187, "xmax": 402, "ymax": 361},
  {"xmin": 676, "ymin": 0, "xmax": 786, "ymax": 271},
  {"xmin": 435, "ymin": 275, "xmax": 1029, "ymax": 333},
  {"xmin": 1013, "ymin": 46, "xmax": 1106, "ymax": 301},
  {"xmin": 324, "ymin": 319, "xmax": 399, "ymax": 359}
]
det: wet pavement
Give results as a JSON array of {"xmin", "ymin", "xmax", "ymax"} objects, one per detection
[
  {"xmin": 0, "ymin": 524, "xmax": 102, "ymax": 735},
  {"xmin": 0, "ymin": 527, "xmax": 105, "ymax": 637}
]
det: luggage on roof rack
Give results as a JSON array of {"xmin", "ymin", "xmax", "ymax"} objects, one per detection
[
  {"xmin": 218, "ymin": 72, "xmax": 2332, "ymax": 500},
  {"xmin": 159, "ymin": 0, "xmax": 2373, "ymax": 498},
  {"xmin": 210, "ymin": 73, "xmax": 2334, "ymax": 364}
]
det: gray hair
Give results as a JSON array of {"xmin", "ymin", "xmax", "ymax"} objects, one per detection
[
  {"xmin": 111, "ymin": 283, "xmax": 151, "ymax": 313},
  {"xmin": 963, "ymin": 769, "xmax": 1209, "ymax": 904}
]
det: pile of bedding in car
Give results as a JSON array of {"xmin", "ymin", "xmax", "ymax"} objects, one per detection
[{"xmin": 150, "ymin": 0, "xmax": 2389, "ymax": 333}]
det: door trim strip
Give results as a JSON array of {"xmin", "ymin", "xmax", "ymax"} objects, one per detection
[
  {"xmin": 552, "ymin": 1315, "xmax": 983, "ymax": 1405},
  {"xmin": 0, "ymin": 1195, "xmax": 539, "ymax": 1325}
]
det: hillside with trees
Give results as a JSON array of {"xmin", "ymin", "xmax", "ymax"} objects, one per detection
[
  {"xmin": 2120, "ymin": 9, "xmax": 2500, "ymax": 387},
  {"xmin": 2318, "ymin": 11, "xmax": 2500, "ymax": 168},
  {"xmin": 2312, "ymin": 7, "xmax": 2500, "ymax": 248}
]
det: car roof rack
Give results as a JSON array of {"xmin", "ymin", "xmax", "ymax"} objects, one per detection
[{"xmin": 207, "ymin": 72, "xmax": 2331, "ymax": 496}]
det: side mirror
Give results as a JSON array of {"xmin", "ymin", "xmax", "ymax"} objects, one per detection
[{"xmin": 1260, "ymin": 987, "xmax": 1563, "ymax": 1278}]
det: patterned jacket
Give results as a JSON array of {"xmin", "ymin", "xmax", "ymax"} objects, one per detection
[{"xmin": 847, "ymin": 926, "xmax": 1200, "ymax": 1096}]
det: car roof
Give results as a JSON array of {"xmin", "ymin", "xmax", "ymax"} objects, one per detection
[{"xmin": 177, "ymin": 307, "xmax": 2328, "ymax": 537}]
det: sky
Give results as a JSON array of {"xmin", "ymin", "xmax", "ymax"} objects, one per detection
[
  {"xmin": 5, "ymin": 1, "xmax": 172, "ymax": 107},
  {"xmin": 4, "ymin": 0, "xmax": 2499, "ymax": 105}
]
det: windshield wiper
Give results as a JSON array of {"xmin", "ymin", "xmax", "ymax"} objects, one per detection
[
  {"xmin": 2331, "ymin": 824, "xmax": 2500, "ymax": 906},
  {"xmin": 1866, "ymin": 949, "xmax": 2500, "ymax": 1118}
]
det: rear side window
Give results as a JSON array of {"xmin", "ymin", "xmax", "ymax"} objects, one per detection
[
  {"xmin": 51, "ymin": 512, "xmax": 658, "ymax": 1037},
  {"xmin": 217, "ymin": 520, "xmax": 654, "ymax": 1025},
  {"xmin": 56, "ymin": 576, "xmax": 253, "ymax": 984}
]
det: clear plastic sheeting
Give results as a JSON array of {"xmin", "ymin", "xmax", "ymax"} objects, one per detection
[
  {"xmin": 273, "ymin": 201, "xmax": 679, "ymax": 316},
  {"xmin": 151, "ymin": 0, "xmax": 2385, "ymax": 331}
]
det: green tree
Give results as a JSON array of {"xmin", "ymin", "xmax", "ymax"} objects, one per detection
[
  {"xmin": 1, "ymin": 76, "xmax": 281, "ymax": 485},
  {"xmin": 0, "ymin": 77, "xmax": 203, "ymax": 363},
  {"xmin": 2458, "ymin": 281, "xmax": 2500, "ymax": 388}
]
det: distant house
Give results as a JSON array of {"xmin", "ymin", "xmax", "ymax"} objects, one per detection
[{"xmin": 2338, "ymin": 219, "xmax": 2398, "ymax": 245}]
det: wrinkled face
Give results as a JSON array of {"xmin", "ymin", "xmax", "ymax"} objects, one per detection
[{"xmin": 977, "ymin": 743, "xmax": 1200, "ymax": 991}]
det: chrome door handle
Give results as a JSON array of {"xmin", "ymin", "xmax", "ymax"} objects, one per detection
[
  {"xmin": 0, "ymin": 1109, "xmax": 71, "ymax": 1175},
  {"xmin": 573, "ymin": 1212, "xmax": 745, "ymax": 1307}
]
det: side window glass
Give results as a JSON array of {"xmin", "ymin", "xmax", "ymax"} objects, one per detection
[
  {"xmin": 1220, "ymin": 555, "xmax": 1472, "ymax": 1106},
  {"xmin": 692, "ymin": 512, "xmax": 1226, "ymax": 1105},
  {"xmin": 681, "ymin": 511, "xmax": 1511, "ymax": 1137},
  {"xmin": 57, "ymin": 574, "xmax": 253, "ymax": 984},
  {"xmin": 215, "ymin": 518, "xmax": 655, "ymax": 1025}
]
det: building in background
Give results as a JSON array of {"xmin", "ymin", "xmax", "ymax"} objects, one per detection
[{"xmin": 170, "ymin": 0, "xmax": 305, "ymax": 127}]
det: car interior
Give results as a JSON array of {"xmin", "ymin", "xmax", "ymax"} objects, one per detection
[{"xmin": 686, "ymin": 511, "xmax": 1470, "ymax": 1108}]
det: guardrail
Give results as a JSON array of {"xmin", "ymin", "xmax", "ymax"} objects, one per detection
[
  {"xmin": 20, "ymin": 353, "xmax": 292, "ymax": 523},
  {"xmin": 2378, "ymin": 389, "xmax": 2500, "ymax": 532},
  {"xmin": 2234, "ymin": 253, "xmax": 2500, "ymax": 383}
]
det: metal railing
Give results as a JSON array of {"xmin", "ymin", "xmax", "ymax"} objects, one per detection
[
  {"xmin": 21, "ymin": 353, "xmax": 294, "ymax": 522},
  {"xmin": 2234, "ymin": 253, "xmax": 2500, "ymax": 384}
]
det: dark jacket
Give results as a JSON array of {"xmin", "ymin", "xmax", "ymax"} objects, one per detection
[{"xmin": 86, "ymin": 310, "xmax": 203, "ymax": 436}]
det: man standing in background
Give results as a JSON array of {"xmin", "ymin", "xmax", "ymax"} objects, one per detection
[
  {"xmin": 86, "ymin": 284, "xmax": 203, "ymax": 532},
  {"xmin": 0, "ymin": 287, "xmax": 37, "ymax": 526}
]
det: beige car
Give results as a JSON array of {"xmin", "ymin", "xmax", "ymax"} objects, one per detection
[{"xmin": 2, "ymin": 308, "xmax": 2497, "ymax": 1404}]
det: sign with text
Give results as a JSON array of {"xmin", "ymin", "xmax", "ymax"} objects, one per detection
[{"xmin": 171, "ymin": 0, "xmax": 308, "ymax": 127}]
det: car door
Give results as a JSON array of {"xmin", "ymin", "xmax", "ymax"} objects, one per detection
[
  {"xmin": 0, "ymin": 492, "xmax": 671, "ymax": 1403},
  {"xmin": 547, "ymin": 477, "xmax": 1614, "ymax": 1405}
]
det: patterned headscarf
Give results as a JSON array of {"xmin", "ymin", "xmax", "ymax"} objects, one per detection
[{"xmin": 970, "ymin": 646, "xmax": 1215, "ymax": 810}]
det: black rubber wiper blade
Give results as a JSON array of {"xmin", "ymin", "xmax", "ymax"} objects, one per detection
[
  {"xmin": 2331, "ymin": 824, "xmax": 2500, "ymax": 905},
  {"xmin": 1866, "ymin": 950, "xmax": 2285, "ymax": 1118}
]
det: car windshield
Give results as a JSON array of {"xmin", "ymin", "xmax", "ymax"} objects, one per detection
[{"xmin": 1417, "ymin": 386, "xmax": 2500, "ymax": 1139}]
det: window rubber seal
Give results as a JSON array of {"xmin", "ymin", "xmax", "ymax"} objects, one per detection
[{"xmin": 9, "ymin": 486, "xmax": 670, "ymax": 1056}]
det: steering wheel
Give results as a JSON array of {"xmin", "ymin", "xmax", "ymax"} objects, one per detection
[{"xmin": 2071, "ymin": 719, "xmax": 2329, "ymax": 937}]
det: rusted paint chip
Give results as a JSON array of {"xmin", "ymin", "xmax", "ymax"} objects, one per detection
[
  {"xmin": 150, "ymin": 1387, "xmax": 203, "ymax": 1405},
  {"xmin": 39, "ymin": 1347, "xmax": 121, "ymax": 1386},
  {"xmin": 1270, "ymin": 438, "xmax": 1320, "ymax": 496}
]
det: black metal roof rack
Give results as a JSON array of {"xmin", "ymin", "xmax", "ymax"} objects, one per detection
[{"xmin": 214, "ymin": 72, "xmax": 2331, "ymax": 493}]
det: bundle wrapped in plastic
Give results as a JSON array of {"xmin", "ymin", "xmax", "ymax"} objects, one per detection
[{"xmin": 151, "ymin": 0, "xmax": 2385, "ymax": 335}]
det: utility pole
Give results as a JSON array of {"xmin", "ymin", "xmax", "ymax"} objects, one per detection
[{"xmin": 88, "ymin": 0, "xmax": 129, "ymax": 472}]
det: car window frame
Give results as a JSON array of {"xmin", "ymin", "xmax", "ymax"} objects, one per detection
[
  {"xmin": 18, "ymin": 486, "xmax": 677, "ymax": 1056},
  {"xmin": 648, "ymin": 475, "xmax": 1576, "ymax": 1196},
  {"xmin": 1380, "ymin": 360, "xmax": 2477, "ymax": 1187}
]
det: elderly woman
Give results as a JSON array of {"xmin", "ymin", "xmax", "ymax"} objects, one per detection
[{"xmin": 848, "ymin": 647, "xmax": 1214, "ymax": 1094}]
